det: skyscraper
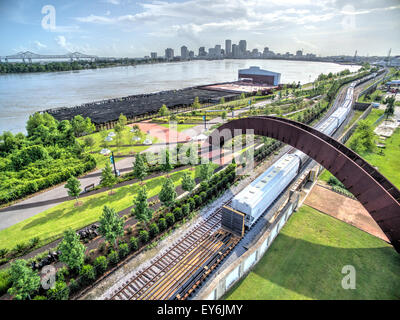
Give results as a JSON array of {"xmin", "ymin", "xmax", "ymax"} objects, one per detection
[
  {"xmin": 225, "ymin": 39, "xmax": 232, "ymax": 57},
  {"xmin": 232, "ymin": 44, "xmax": 239, "ymax": 58},
  {"xmin": 165, "ymin": 48, "xmax": 174, "ymax": 60},
  {"xmin": 198, "ymin": 47, "xmax": 206, "ymax": 57},
  {"xmin": 181, "ymin": 46, "xmax": 188, "ymax": 60},
  {"xmin": 215, "ymin": 45, "xmax": 221, "ymax": 57},
  {"xmin": 239, "ymin": 40, "xmax": 247, "ymax": 56},
  {"xmin": 150, "ymin": 52, "xmax": 157, "ymax": 59}
]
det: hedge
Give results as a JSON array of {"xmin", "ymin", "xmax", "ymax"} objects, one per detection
[
  {"xmin": 107, "ymin": 250, "xmax": 119, "ymax": 266},
  {"xmin": 0, "ymin": 155, "xmax": 96, "ymax": 205},
  {"xmin": 93, "ymin": 256, "xmax": 108, "ymax": 275},
  {"xmin": 118, "ymin": 243, "xmax": 129, "ymax": 259},
  {"xmin": 129, "ymin": 237, "xmax": 138, "ymax": 251},
  {"xmin": 79, "ymin": 264, "xmax": 96, "ymax": 285},
  {"xmin": 165, "ymin": 213, "xmax": 175, "ymax": 226},
  {"xmin": 139, "ymin": 230, "xmax": 149, "ymax": 244}
]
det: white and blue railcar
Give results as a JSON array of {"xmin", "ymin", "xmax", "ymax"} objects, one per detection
[
  {"xmin": 231, "ymin": 154, "xmax": 300, "ymax": 227},
  {"xmin": 317, "ymin": 117, "xmax": 338, "ymax": 136},
  {"xmin": 331, "ymin": 107, "xmax": 349, "ymax": 128},
  {"xmin": 229, "ymin": 79, "xmax": 359, "ymax": 228}
]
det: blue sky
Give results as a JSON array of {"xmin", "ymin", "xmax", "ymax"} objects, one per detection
[{"xmin": 0, "ymin": 0, "xmax": 399, "ymax": 58}]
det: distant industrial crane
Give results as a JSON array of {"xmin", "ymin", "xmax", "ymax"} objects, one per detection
[{"xmin": 387, "ymin": 48, "xmax": 392, "ymax": 67}]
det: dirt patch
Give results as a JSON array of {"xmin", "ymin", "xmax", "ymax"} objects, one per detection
[{"xmin": 304, "ymin": 184, "xmax": 389, "ymax": 242}]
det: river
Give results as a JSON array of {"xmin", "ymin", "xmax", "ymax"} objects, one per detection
[{"xmin": 0, "ymin": 59, "xmax": 360, "ymax": 134}]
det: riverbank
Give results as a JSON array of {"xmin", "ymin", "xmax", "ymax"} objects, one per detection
[{"xmin": 0, "ymin": 59, "xmax": 360, "ymax": 134}]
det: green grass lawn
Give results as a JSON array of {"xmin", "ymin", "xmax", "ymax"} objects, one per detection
[
  {"xmin": 158, "ymin": 123, "xmax": 198, "ymax": 132},
  {"xmin": 224, "ymin": 205, "xmax": 400, "ymax": 300},
  {"xmin": 319, "ymin": 109, "xmax": 400, "ymax": 188},
  {"xmin": 0, "ymin": 167, "xmax": 203, "ymax": 250},
  {"xmin": 78, "ymin": 126, "xmax": 156, "ymax": 168}
]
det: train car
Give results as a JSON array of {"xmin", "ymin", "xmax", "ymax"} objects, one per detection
[
  {"xmin": 225, "ymin": 77, "xmax": 363, "ymax": 230},
  {"xmin": 291, "ymin": 149, "xmax": 308, "ymax": 165},
  {"xmin": 317, "ymin": 117, "xmax": 338, "ymax": 136},
  {"xmin": 231, "ymin": 153, "xmax": 300, "ymax": 228},
  {"xmin": 331, "ymin": 107, "xmax": 349, "ymax": 128}
]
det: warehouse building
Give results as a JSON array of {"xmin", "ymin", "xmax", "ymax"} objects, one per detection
[{"xmin": 238, "ymin": 66, "xmax": 281, "ymax": 86}]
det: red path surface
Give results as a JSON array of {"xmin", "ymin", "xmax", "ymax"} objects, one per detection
[
  {"xmin": 129, "ymin": 121, "xmax": 191, "ymax": 143},
  {"xmin": 305, "ymin": 184, "xmax": 389, "ymax": 242}
]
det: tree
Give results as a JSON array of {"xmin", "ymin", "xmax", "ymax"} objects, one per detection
[
  {"xmin": 384, "ymin": 96, "xmax": 395, "ymax": 119},
  {"xmin": 159, "ymin": 177, "xmax": 177, "ymax": 207},
  {"xmin": 71, "ymin": 115, "xmax": 95, "ymax": 137},
  {"xmin": 240, "ymin": 93, "xmax": 245, "ymax": 100},
  {"xmin": 100, "ymin": 162, "xmax": 117, "ymax": 194},
  {"xmin": 133, "ymin": 185, "xmax": 153, "ymax": 223},
  {"xmin": 133, "ymin": 153, "xmax": 148, "ymax": 181},
  {"xmin": 79, "ymin": 265, "xmax": 96, "ymax": 285},
  {"xmin": 161, "ymin": 148, "xmax": 174, "ymax": 172},
  {"xmin": 199, "ymin": 162, "xmax": 214, "ymax": 181},
  {"xmin": 47, "ymin": 281, "xmax": 69, "ymax": 300},
  {"xmin": 98, "ymin": 205, "xmax": 124, "ymax": 248},
  {"xmin": 349, "ymin": 120, "xmax": 376, "ymax": 154},
  {"xmin": 220, "ymin": 97, "xmax": 225, "ymax": 104},
  {"xmin": 221, "ymin": 111, "xmax": 227, "ymax": 120},
  {"xmin": 192, "ymin": 96, "xmax": 200, "ymax": 109},
  {"xmin": 118, "ymin": 113, "xmax": 127, "ymax": 127},
  {"xmin": 8, "ymin": 259, "xmax": 40, "ymax": 300},
  {"xmin": 65, "ymin": 176, "xmax": 81, "ymax": 205},
  {"xmin": 83, "ymin": 136, "xmax": 95, "ymax": 151},
  {"xmin": 159, "ymin": 104, "xmax": 170, "ymax": 117},
  {"xmin": 187, "ymin": 144, "xmax": 198, "ymax": 166},
  {"xmin": 181, "ymin": 171, "xmax": 195, "ymax": 194},
  {"xmin": 93, "ymin": 256, "xmax": 108, "ymax": 275},
  {"xmin": 58, "ymin": 229, "xmax": 86, "ymax": 272},
  {"xmin": 114, "ymin": 123, "xmax": 124, "ymax": 149}
]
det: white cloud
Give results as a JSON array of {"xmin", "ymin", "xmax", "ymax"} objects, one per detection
[
  {"xmin": 55, "ymin": 35, "xmax": 67, "ymax": 49},
  {"xmin": 55, "ymin": 35, "xmax": 92, "ymax": 53},
  {"xmin": 70, "ymin": 0, "xmax": 400, "ymax": 56},
  {"xmin": 104, "ymin": 0, "xmax": 120, "ymax": 5},
  {"xmin": 34, "ymin": 41, "xmax": 46, "ymax": 49}
]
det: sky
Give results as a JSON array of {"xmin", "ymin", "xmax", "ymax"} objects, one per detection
[{"xmin": 0, "ymin": 0, "xmax": 399, "ymax": 58}]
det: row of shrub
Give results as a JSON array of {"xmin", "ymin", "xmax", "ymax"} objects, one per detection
[
  {"xmin": 328, "ymin": 176, "xmax": 355, "ymax": 199},
  {"xmin": 254, "ymin": 140, "xmax": 283, "ymax": 163},
  {"xmin": 327, "ymin": 70, "xmax": 370, "ymax": 103},
  {"xmin": 0, "ymin": 155, "xmax": 96, "ymax": 205}
]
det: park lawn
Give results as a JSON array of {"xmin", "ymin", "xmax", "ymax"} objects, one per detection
[
  {"xmin": 359, "ymin": 89, "xmax": 385, "ymax": 103},
  {"xmin": 158, "ymin": 123, "xmax": 198, "ymax": 132},
  {"xmin": 319, "ymin": 109, "xmax": 400, "ymax": 187},
  {"xmin": 0, "ymin": 167, "xmax": 202, "ymax": 250},
  {"xmin": 78, "ymin": 125, "xmax": 158, "ymax": 168},
  {"xmin": 224, "ymin": 205, "xmax": 400, "ymax": 300}
]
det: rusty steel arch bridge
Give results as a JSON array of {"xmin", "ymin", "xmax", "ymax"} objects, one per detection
[
  {"xmin": 0, "ymin": 51, "xmax": 99, "ymax": 63},
  {"xmin": 209, "ymin": 116, "xmax": 400, "ymax": 253}
]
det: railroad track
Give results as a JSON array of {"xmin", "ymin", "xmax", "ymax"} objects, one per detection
[{"xmin": 107, "ymin": 201, "xmax": 233, "ymax": 300}]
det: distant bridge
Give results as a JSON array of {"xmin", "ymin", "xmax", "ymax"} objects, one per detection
[{"xmin": 0, "ymin": 51, "xmax": 104, "ymax": 63}]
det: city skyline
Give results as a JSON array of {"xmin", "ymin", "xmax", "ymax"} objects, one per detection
[{"xmin": 0, "ymin": 0, "xmax": 399, "ymax": 58}]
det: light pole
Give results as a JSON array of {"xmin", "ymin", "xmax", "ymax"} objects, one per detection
[{"xmin": 110, "ymin": 152, "xmax": 117, "ymax": 177}]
